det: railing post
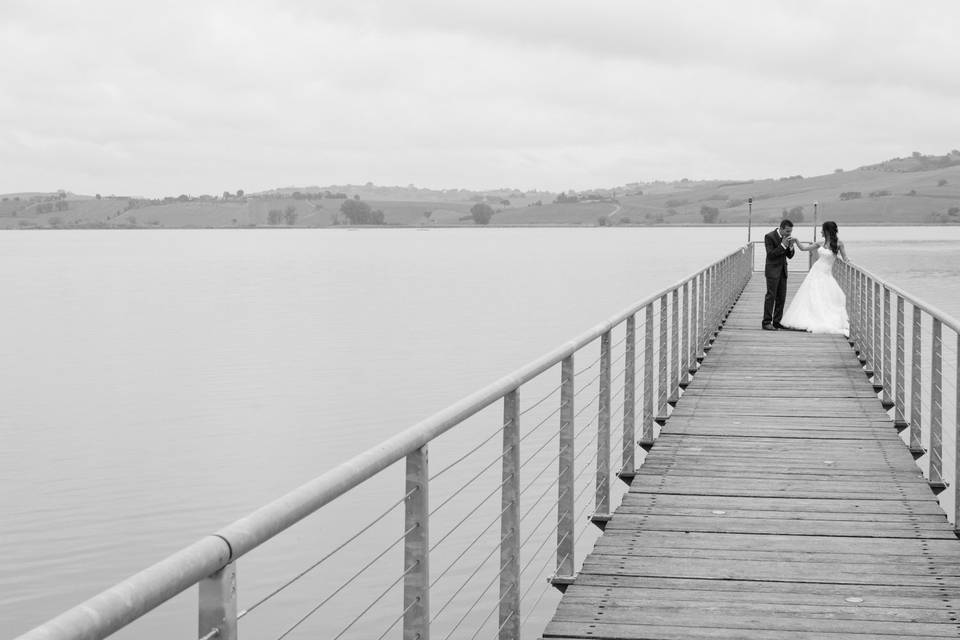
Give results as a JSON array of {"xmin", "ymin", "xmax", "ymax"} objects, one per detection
[
  {"xmin": 727, "ymin": 256, "xmax": 734, "ymax": 309},
  {"xmin": 669, "ymin": 289, "xmax": 679, "ymax": 404},
  {"xmin": 641, "ymin": 304, "xmax": 655, "ymax": 449},
  {"xmin": 556, "ymin": 357, "xmax": 575, "ymax": 583},
  {"xmin": 929, "ymin": 319, "xmax": 945, "ymax": 491},
  {"xmin": 881, "ymin": 287, "xmax": 893, "ymax": 406},
  {"xmin": 199, "ymin": 563, "xmax": 237, "ymax": 640},
  {"xmin": 656, "ymin": 296, "xmax": 669, "ymax": 422},
  {"xmin": 954, "ymin": 331, "xmax": 960, "ymax": 532},
  {"xmin": 621, "ymin": 316, "xmax": 636, "ymax": 480},
  {"xmin": 681, "ymin": 281, "xmax": 691, "ymax": 385},
  {"xmin": 909, "ymin": 306, "xmax": 923, "ymax": 455},
  {"xmin": 864, "ymin": 277, "xmax": 873, "ymax": 370},
  {"xmin": 595, "ymin": 331, "xmax": 611, "ymax": 520},
  {"xmin": 851, "ymin": 269, "xmax": 862, "ymax": 357},
  {"xmin": 873, "ymin": 281, "xmax": 882, "ymax": 389},
  {"xmin": 706, "ymin": 265, "xmax": 715, "ymax": 339},
  {"xmin": 499, "ymin": 390, "xmax": 520, "ymax": 639},
  {"xmin": 404, "ymin": 446, "xmax": 430, "ymax": 640},
  {"xmin": 894, "ymin": 296, "xmax": 907, "ymax": 429},
  {"xmin": 701, "ymin": 267, "xmax": 710, "ymax": 353},
  {"xmin": 688, "ymin": 278, "xmax": 699, "ymax": 375}
]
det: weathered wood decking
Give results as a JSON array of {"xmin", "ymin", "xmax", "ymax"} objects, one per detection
[{"xmin": 542, "ymin": 273, "xmax": 960, "ymax": 639}]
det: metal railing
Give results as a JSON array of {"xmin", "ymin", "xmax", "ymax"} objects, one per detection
[
  {"xmin": 837, "ymin": 260, "xmax": 960, "ymax": 529},
  {"xmin": 16, "ymin": 246, "xmax": 754, "ymax": 640}
]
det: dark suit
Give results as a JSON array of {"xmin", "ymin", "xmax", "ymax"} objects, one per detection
[{"xmin": 763, "ymin": 228, "xmax": 795, "ymax": 326}]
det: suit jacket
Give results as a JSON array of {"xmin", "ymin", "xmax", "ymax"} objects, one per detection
[{"xmin": 764, "ymin": 229, "xmax": 795, "ymax": 279}]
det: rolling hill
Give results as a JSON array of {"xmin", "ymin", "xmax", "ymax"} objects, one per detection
[{"xmin": 3, "ymin": 151, "xmax": 959, "ymax": 229}]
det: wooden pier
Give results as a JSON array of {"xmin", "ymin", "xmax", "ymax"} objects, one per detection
[{"xmin": 542, "ymin": 273, "xmax": 960, "ymax": 639}]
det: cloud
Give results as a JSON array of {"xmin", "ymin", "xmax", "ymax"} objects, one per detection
[{"xmin": 1, "ymin": 0, "xmax": 958, "ymax": 195}]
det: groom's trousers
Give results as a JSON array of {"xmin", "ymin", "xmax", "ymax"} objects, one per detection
[{"xmin": 763, "ymin": 274, "xmax": 788, "ymax": 326}]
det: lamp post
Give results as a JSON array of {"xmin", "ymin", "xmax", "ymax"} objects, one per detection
[
  {"xmin": 813, "ymin": 201, "xmax": 819, "ymax": 242},
  {"xmin": 810, "ymin": 201, "xmax": 820, "ymax": 269},
  {"xmin": 747, "ymin": 197, "xmax": 753, "ymax": 242}
]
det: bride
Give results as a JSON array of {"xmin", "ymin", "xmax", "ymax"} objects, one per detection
[{"xmin": 780, "ymin": 221, "xmax": 850, "ymax": 335}]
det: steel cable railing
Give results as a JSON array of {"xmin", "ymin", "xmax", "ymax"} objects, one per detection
[
  {"xmin": 237, "ymin": 486, "xmax": 418, "ymax": 620},
  {"xmin": 440, "ymin": 561, "xmax": 511, "ymax": 640},
  {"xmin": 430, "ymin": 447, "xmax": 512, "ymax": 516},
  {"xmin": 519, "ymin": 381, "xmax": 563, "ymax": 418},
  {"xmin": 271, "ymin": 524, "xmax": 417, "ymax": 640},
  {"xmin": 374, "ymin": 598, "xmax": 420, "ymax": 640},
  {"xmin": 430, "ymin": 423, "xmax": 506, "ymax": 481},
  {"xmin": 466, "ymin": 415, "xmax": 611, "ymax": 640},
  {"xmin": 328, "ymin": 561, "xmax": 420, "ymax": 640},
  {"xmin": 839, "ymin": 259, "xmax": 960, "ymax": 525},
  {"xmin": 430, "ymin": 502, "xmax": 511, "ymax": 589},
  {"xmin": 431, "ymin": 518, "xmax": 507, "ymax": 625},
  {"xmin": 17, "ymin": 246, "xmax": 753, "ymax": 640},
  {"xmin": 431, "ymin": 475, "xmax": 512, "ymax": 552}
]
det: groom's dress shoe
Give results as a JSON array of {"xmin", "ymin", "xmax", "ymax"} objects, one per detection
[
  {"xmin": 762, "ymin": 323, "xmax": 777, "ymax": 331},
  {"xmin": 773, "ymin": 322, "xmax": 784, "ymax": 329}
]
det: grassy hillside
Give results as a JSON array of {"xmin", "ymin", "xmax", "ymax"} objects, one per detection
[{"xmin": 4, "ymin": 152, "xmax": 960, "ymax": 229}]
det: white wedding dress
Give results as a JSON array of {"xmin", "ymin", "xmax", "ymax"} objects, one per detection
[{"xmin": 780, "ymin": 246, "xmax": 849, "ymax": 335}]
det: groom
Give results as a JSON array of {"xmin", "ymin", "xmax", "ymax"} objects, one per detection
[{"xmin": 762, "ymin": 219, "xmax": 795, "ymax": 330}]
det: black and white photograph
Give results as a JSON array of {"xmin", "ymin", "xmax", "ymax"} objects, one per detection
[{"xmin": 4, "ymin": 2, "xmax": 960, "ymax": 639}]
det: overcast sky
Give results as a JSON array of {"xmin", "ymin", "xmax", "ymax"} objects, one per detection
[{"xmin": 2, "ymin": 1, "xmax": 958, "ymax": 197}]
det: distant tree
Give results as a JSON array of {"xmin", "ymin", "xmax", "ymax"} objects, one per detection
[
  {"xmin": 55, "ymin": 200, "xmax": 69, "ymax": 212},
  {"xmin": 237, "ymin": 189, "xmax": 244, "ymax": 197},
  {"xmin": 470, "ymin": 203, "xmax": 494, "ymax": 225},
  {"xmin": 95, "ymin": 193, "xmax": 102, "ymax": 200},
  {"xmin": 912, "ymin": 151, "xmax": 923, "ymax": 159},
  {"xmin": 700, "ymin": 205, "xmax": 720, "ymax": 224},
  {"xmin": 948, "ymin": 207, "xmax": 960, "ymax": 216},
  {"xmin": 223, "ymin": 191, "xmax": 232, "ymax": 199},
  {"xmin": 782, "ymin": 206, "xmax": 804, "ymax": 222},
  {"xmin": 907, "ymin": 190, "xmax": 918, "ymax": 196},
  {"xmin": 267, "ymin": 208, "xmax": 283, "ymax": 225},
  {"xmin": 340, "ymin": 199, "xmax": 383, "ymax": 224},
  {"xmin": 48, "ymin": 216, "xmax": 63, "ymax": 227},
  {"xmin": 597, "ymin": 216, "xmax": 610, "ymax": 226},
  {"xmin": 500, "ymin": 199, "xmax": 510, "ymax": 206},
  {"xmin": 839, "ymin": 191, "xmax": 862, "ymax": 200},
  {"xmin": 423, "ymin": 211, "xmax": 433, "ymax": 220},
  {"xmin": 938, "ymin": 179, "xmax": 948, "ymax": 186},
  {"xmin": 834, "ymin": 168, "xmax": 843, "ymax": 174},
  {"xmin": 284, "ymin": 205, "xmax": 298, "ymax": 225}
]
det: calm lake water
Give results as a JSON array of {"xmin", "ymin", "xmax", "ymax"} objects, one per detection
[{"xmin": 3, "ymin": 226, "xmax": 959, "ymax": 639}]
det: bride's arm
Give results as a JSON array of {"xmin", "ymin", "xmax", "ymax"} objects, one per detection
[
  {"xmin": 794, "ymin": 240, "xmax": 818, "ymax": 252},
  {"xmin": 838, "ymin": 240, "xmax": 849, "ymax": 262}
]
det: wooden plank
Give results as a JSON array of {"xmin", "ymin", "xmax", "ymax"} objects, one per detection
[{"xmin": 538, "ymin": 273, "xmax": 960, "ymax": 640}]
